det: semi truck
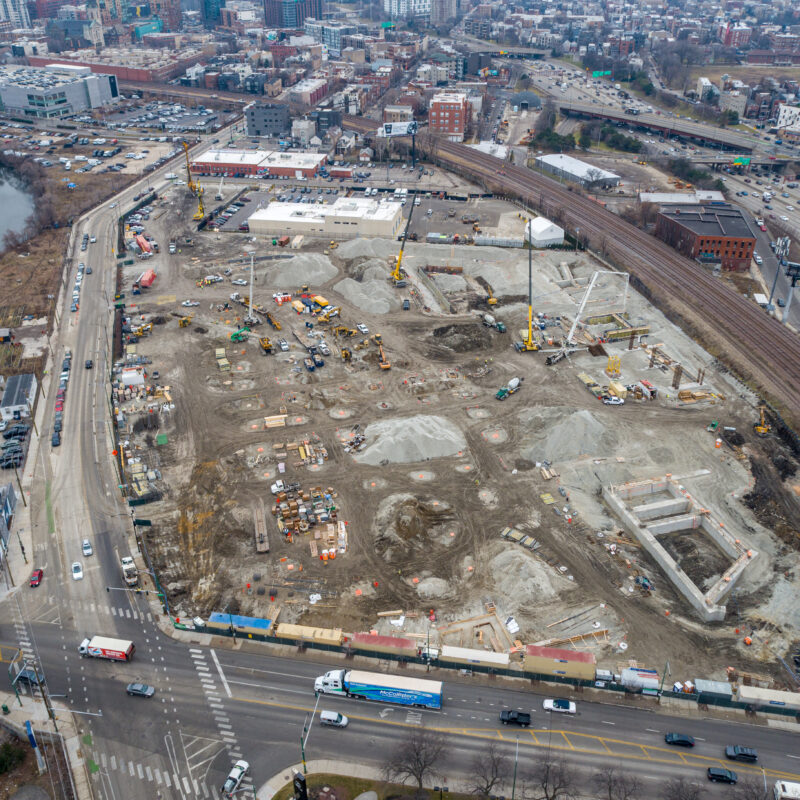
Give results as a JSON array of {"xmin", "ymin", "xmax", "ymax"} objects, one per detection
[
  {"xmin": 314, "ymin": 669, "xmax": 443, "ymax": 709},
  {"xmin": 121, "ymin": 555, "xmax": 139, "ymax": 587},
  {"xmin": 78, "ymin": 636, "xmax": 135, "ymax": 661}
]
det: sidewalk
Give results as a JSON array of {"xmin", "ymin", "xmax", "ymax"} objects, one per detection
[{"xmin": 0, "ymin": 690, "xmax": 92, "ymax": 800}]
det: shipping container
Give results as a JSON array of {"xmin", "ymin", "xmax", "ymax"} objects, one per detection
[
  {"xmin": 274, "ymin": 623, "xmax": 344, "ymax": 647},
  {"xmin": 350, "ymin": 632, "xmax": 418, "ymax": 658},
  {"xmin": 523, "ymin": 645, "xmax": 596, "ymax": 680},
  {"xmin": 439, "ymin": 645, "xmax": 510, "ymax": 669},
  {"xmin": 735, "ymin": 684, "xmax": 800, "ymax": 712}
]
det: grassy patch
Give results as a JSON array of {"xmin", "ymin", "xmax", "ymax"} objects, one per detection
[{"xmin": 689, "ymin": 65, "xmax": 800, "ymax": 86}]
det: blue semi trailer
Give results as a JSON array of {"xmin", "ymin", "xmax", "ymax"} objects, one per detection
[{"xmin": 314, "ymin": 669, "xmax": 443, "ymax": 709}]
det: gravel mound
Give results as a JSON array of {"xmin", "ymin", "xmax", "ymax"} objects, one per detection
[
  {"xmin": 338, "ymin": 238, "xmax": 398, "ymax": 260},
  {"xmin": 490, "ymin": 549, "xmax": 559, "ymax": 601},
  {"xmin": 355, "ymin": 415, "xmax": 467, "ymax": 465},
  {"xmin": 262, "ymin": 253, "xmax": 337, "ymax": 286},
  {"xmin": 334, "ymin": 276, "xmax": 399, "ymax": 314},
  {"xmin": 519, "ymin": 408, "xmax": 615, "ymax": 462}
]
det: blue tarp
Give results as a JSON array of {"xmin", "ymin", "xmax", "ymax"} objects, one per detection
[{"xmin": 208, "ymin": 612, "xmax": 272, "ymax": 631}]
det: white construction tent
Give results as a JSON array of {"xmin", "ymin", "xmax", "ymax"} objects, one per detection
[{"xmin": 526, "ymin": 216, "xmax": 564, "ymax": 247}]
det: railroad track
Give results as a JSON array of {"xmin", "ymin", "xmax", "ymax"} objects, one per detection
[{"xmin": 343, "ymin": 115, "xmax": 800, "ymax": 424}]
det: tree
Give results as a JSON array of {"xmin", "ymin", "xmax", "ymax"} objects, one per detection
[
  {"xmin": 382, "ymin": 728, "xmax": 448, "ymax": 794},
  {"xmin": 593, "ymin": 765, "xmax": 642, "ymax": 800},
  {"xmin": 468, "ymin": 741, "xmax": 509, "ymax": 797},
  {"xmin": 732, "ymin": 777, "xmax": 770, "ymax": 800},
  {"xmin": 663, "ymin": 777, "xmax": 705, "ymax": 800},
  {"xmin": 584, "ymin": 168, "xmax": 604, "ymax": 187},
  {"xmin": 524, "ymin": 754, "xmax": 576, "ymax": 800},
  {"xmin": 578, "ymin": 127, "xmax": 592, "ymax": 150}
]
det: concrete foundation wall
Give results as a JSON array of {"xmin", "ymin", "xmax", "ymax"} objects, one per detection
[{"xmin": 633, "ymin": 497, "xmax": 690, "ymax": 520}]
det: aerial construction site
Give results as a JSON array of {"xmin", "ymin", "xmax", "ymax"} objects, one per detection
[{"xmin": 112, "ymin": 174, "xmax": 800, "ymax": 690}]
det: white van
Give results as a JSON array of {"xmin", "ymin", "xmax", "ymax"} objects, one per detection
[{"xmin": 320, "ymin": 710, "xmax": 348, "ymax": 728}]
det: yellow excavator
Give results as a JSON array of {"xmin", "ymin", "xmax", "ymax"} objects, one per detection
[
  {"xmin": 485, "ymin": 284, "xmax": 498, "ymax": 306},
  {"xmin": 341, "ymin": 348, "xmax": 352, "ymax": 362},
  {"xmin": 754, "ymin": 405, "xmax": 770, "ymax": 437},
  {"xmin": 379, "ymin": 343, "xmax": 391, "ymax": 370},
  {"xmin": 390, "ymin": 198, "xmax": 416, "ymax": 286},
  {"xmin": 183, "ymin": 142, "xmax": 205, "ymax": 221}
]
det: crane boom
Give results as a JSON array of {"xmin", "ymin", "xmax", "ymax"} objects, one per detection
[
  {"xmin": 182, "ymin": 142, "xmax": 198, "ymax": 195},
  {"xmin": 391, "ymin": 200, "xmax": 416, "ymax": 284}
]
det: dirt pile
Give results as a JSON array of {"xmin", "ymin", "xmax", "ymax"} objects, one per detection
[
  {"xmin": 262, "ymin": 253, "xmax": 337, "ymax": 286},
  {"xmin": 334, "ymin": 276, "xmax": 400, "ymax": 314},
  {"xmin": 355, "ymin": 414, "xmax": 467, "ymax": 465},
  {"xmin": 432, "ymin": 323, "xmax": 494, "ymax": 352},
  {"xmin": 519, "ymin": 408, "xmax": 616, "ymax": 462},
  {"xmin": 744, "ymin": 457, "xmax": 800, "ymax": 548},
  {"xmin": 488, "ymin": 548, "xmax": 574, "ymax": 609}
]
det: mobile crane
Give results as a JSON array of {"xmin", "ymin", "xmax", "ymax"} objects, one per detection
[
  {"xmin": 182, "ymin": 141, "xmax": 205, "ymax": 221},
  {"xmin": 514, "ymin": 231, "xmax": 539, "ymax": 352},
  {"xmin": 390, "ymin": 199, "xmax": 416, "ymax": 286}
]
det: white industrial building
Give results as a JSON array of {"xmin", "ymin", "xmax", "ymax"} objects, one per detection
[
  {"xmin": 526, "ymin": 217, "xmax": 564, "ymax": 247},
  {"xmin": 639, "ymin": 190, "xmax": 726, "ymax": 205},
  {"xmin": 535, "ymin": 154, "xmax": 620, "ymax": 188},
  {"xmin": 247, "ymin": 197, "xmax": 404, "ymax": 239}
]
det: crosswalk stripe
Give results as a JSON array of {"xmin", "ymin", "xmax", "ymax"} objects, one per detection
[
  {"xmin": 193, "ymin": 779, "xmax": 200, "ymax": 794},
  {"xmin": 100, "ymin": 753, "xmax": 107, "ymax": 768},
  {"xmin": 189, "ymin": 648, "xmax": 203, "ymax": 654},
  {"xmin": 146, "ymin": 766, "xmax": 153, "ymax": 781},
  {"xmin": 111, "ymin": 607, "xmax": 117, "ymax": 616},
  {"xmin": 137, "ymin": 763, "xmax": 144, "ymax": 779},
  {"xmin": 164, "ymin": 773, "xmax": 172, "ymax": 788},
  {"xmin": 128, "ymin": 761, "xmax": 134, "ymax": 777},
  {"xmin": 125, "ymin": 609, "xmax": 131, "ymax": 618},
  {"xmin": 155, "ymin": 768, "xmax": 162, "ymax": 785},
  {"xmin": 119, "ymin": 759, "xmax": 125, "ymax": 773},
  {"xmin": 183, "ymin": 777, "xmax": 191, "ymax": 793},
  {"xmin": 110, "ymin": 756, "xmax": 117, "ymax": 770}
]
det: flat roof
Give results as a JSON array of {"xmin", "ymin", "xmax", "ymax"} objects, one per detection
[
  {"xmin": 0, "ymin": 64, "xmax": 94, "ymax": 90},
  {"xmin": 193, "ymin": 148, "xmax": 326, "ymax": 170},
  {"xmin": 0, "ymin": 373, "xmax": 35, "ymax": 409},
  {"xmin": 640, "ymin": 191, "xmax": 725, "ymax": 204},
  {"xmin": 535, "ymin": 153, "xmax": 620, "ymax": 181},
  {"xmin": 249, "ymin": 196, "xmax": 402, "ymax": 224},
  {"xmin": 658, "ymin": 203, "xmax": 756, "ymax": 239}
]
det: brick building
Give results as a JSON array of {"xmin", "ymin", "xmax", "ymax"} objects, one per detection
[
  {"xmin": 428, "ymin": 91, "xmax": 468, "ymax": 142},
  {"xmin": 655, "ymin": 204, "xmax": 756, "ymax": 272}
]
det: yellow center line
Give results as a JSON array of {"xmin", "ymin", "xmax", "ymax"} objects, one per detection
[{"xmin": 232, "ymin": 695, "xmax": 800, "ymax": 781}]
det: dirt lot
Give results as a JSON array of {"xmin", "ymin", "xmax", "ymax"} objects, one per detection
[{"xmin": 117, "ymin": 183, "xmax": 800, "ymax": 686}]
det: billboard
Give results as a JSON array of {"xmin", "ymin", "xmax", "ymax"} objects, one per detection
[{"xmin": 378, "ymin": 121, "xmax": 418, "ymax": 138}]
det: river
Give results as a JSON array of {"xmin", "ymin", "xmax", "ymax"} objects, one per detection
[{"xmin": 0, "ymin": 169, "xmax": 35, "ymax": 244}]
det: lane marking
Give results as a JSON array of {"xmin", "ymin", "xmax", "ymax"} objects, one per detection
[
  {"xmin": 210, "ymin": 649, "xmax": 231, "ymax": 698},
  {"xmin": 601, "ymin": 721, "xmax": 615, "ymax": 725}
]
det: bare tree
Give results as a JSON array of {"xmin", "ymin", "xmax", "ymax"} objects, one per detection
[
  {"xmin": 468, "ymin": 741, "xmax": 509, "ymax": 797},
  {"xmin": 733, "ymin": 777, "xmax": 770, "ymax": 800},
  {"xmin": 593, "ymin": 765, "xmax": 642, "ymax": 800},
  {"xmin": 382, "ymin": 727, "xmax": 448, "ymax": 795},
  {"xmin": 584, "ymin": 168, "xmax": 604, "ymax": 187},
  {"xmin": 663, "ymin": 777, "xmax": 705, "ymax": 800},
  {"xmin": 525, "ymin": 754, "xmax": 576, "ymax": 800}
]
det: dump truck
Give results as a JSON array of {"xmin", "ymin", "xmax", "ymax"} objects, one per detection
[
  {"xmin": 78, "ymin": 636, "xmax": 135, "ymax": 661},
  {"xmin": 496, "ymin": 376, "xmax": 523, "ymax": 400},
  {"xmin": 121, "ymin": 555, "xmax": 138, "ymax": 587},
  {"xmin": 314, "ymin": 669, "xmax": 443, "ymax": 709}
]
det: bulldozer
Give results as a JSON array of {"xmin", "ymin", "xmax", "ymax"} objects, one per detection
[
  {"xmin": 231, "ymin": 327, "xmax": 250, "ymax": 342},
  {"xmin": 754, "ymin": 405, "xmax": 771, "ymax": 437},
  {"xmin": 178, "ymin": 316, "xmax": 193, "ymax": 328}
]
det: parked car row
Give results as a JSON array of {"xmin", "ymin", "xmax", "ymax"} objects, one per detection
[
  {"xmin": 52, "ymin": 350, "xmax": 73, "ymax": 446},
  {"xmin": 1, "ymin": 422, "xmax": 29, "ymax": 469}
]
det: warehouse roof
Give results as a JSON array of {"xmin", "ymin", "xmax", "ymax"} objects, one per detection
[
  {"xmin": 192, "ymin": 148, "xmax": 327, "ymax": 170},
  {"xmin": 249, "ymin": 196, "xmax": 402, "ymax": 224},
  {"xmin": 535, "ymin": 153, "xmax": 620, "ymax": 182},
  {"xmin": 640, "ymin": 190, "xmax": 726, "ymax": 204},
  {"xmin": 657, "ymin": 203, "xmax": 756, "ymax": 239},
  {"xmin": 0, "ymin": 373, "xmax": 35, "ymax": 409}
]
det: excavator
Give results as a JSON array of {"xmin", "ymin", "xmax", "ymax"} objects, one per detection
[
  {"xmin": 341, "ymin": 348, "xmax": 352, "ymax": 362},
  {"xmin": 485, "ymin": 284, "xmax": 498, "ymax": 306},
  {"xmin": 265, "ymin": 311, "xmax": 281, "ymax": 330},
  {"xmin": 183, "ymin": 141, "xmax": 205, "ymax": 221},
  {"xmin": 334, "ymin": 325, "xmax": 357, "ymax": 337},
  {"xmin": 379, "ymin": 343, "xmax": 391, "ymax": 370},
  {"xmin": 390, "ymin": 198, "xmax": 416, "ymax": 287},
  {"xmin": 231, "ymin": 327, "xmax": 250, "ymax": 342},
  {"xmin": 754, "ymin": 405, "xmax": 771, "ymax": 437},
  {"xmin": 319, "ymin": 306, "xmax": 340, "ymax": 323}
]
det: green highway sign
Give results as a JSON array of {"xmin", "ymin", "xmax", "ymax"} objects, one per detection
[{"xmin": 592, "ymin": 70, "xmax": 612, "ymax": 77}]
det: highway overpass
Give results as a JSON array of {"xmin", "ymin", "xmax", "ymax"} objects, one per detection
[{"xmin": 558, "ymin": 101, "xmax": 758, "ymax": 151}]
